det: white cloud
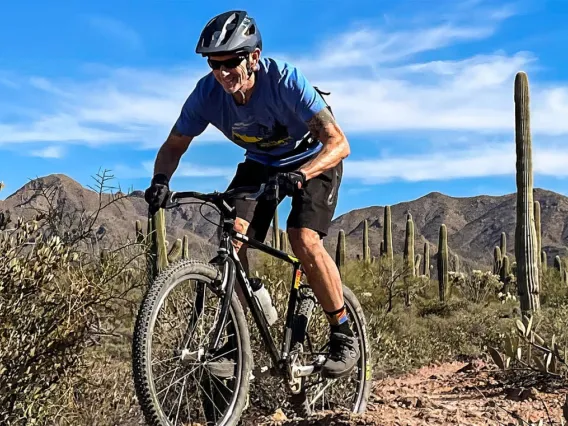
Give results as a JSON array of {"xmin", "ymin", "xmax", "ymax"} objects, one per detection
[
  {"xmin": 87, "ymin": 15, "xmax": 142, "ymax": 50},
  {"xmin": 0, "ymin": 66, "xmax": 227, "ymax": 146},
  {"xmin": 344, "ymin": 141, "xmax": 568, "ymax": 183},
  {"xmin": 1, "ymin": 1, "xmax": 567, "ymax": 156},
  {"xmin": 311, "ymin": 24, "xmax": 494, "ymax": 69},
  {"xmin": 114, "ymin": 161, "xmax": 234, "ymax": 180},
  {"xmin": 30, "ymin": 145, "xmax": 65, "ymax": 159}
]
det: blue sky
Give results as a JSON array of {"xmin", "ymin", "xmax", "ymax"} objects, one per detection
[{"xmin": 1, "ymin": 0, "xmax": 568, "ymax": 225}]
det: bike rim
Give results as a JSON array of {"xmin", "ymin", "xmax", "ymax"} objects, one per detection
[{"xmin": 145, "ymin": 273, "xmax": 244, "ymax": 426}]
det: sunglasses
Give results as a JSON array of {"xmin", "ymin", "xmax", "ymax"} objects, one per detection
[{"xmin": 207, "ymin": 55, "xmax": 247, "ymax": 70}]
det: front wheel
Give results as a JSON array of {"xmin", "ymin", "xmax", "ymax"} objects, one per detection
[
  {"xmin": 289, "ymin": 284, "xmax": 372, "ymax": 418},
  {"xmin": 132, "ymin": 259, "xmax": 252, "ymax": 426}
]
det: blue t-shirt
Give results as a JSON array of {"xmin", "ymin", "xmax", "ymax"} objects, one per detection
[{"xmin": 174, "ymin": 57, "xmax": 328, "ymax": 167}]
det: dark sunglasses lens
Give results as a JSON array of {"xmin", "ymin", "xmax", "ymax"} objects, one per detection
[{"xmin": 208, "ymin": 56, "xmax": 244, "ymax": 70}]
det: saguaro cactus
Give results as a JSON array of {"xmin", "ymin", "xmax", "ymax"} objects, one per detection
[
  {"xmin": 540, "ymin": 250, "xmax": 547, "ymax": 272},
  {"xmin": 423, "ymin": 242, "xmax": 430, "ymax": 277},
  {"xmin": 494, "ymin": 246, "xmax": 502, "ymax": 275},
  {"xmin": 534, "ymin": 200, "xmax": 541, "ymax": 266},
  {"xmin": 554, "ymin": 256, "xmax": 565, "ymax": 283},
  {"xmin": 335, "ymin": 229, "xmax": 345, "ymax": 272},
  {"xmin": 415, "ymin": 254, "xmax": 422, "ymax": 276},
  {"xmin": 272, "ymin": 208, "xmax": 280, "ymax": 249},
  {"xmin": 438, "ymin": 224, "xmax": 449, "ymax": 302},
  {"xmin": 500, "ymin": 232, "xmax": 507, "ymax": 257},
  {"xmin": 280, "ymin": 230, "xmax": 289, "ymax": 253},
  {"xmin": 403, "ymin": 214, "xmax": 415, "ymax": 277},
  {"xmin": 137, "ymin": 211, "xmax": 190, "ymax": 279},
  {"xmin": 182, "ymin": 235, "xmax": 190, "ymax": 259},
  {"xmin": 451, "ymin": 253, "xmax": 460, "ymax": 273},
  {"xmin": 383, "ymin": 206, "xmax": 393, "ymax": 263},
  {"xmin": 514, "ymin": 71, "xmax": 540, "ymax": 313},
  {"xmin": 501, "ymin": 255, "xmax": 510, "ymax": 290},
  {"xmin": 363, "ymin": 219, "xmax": 370, "ymax": 263}
]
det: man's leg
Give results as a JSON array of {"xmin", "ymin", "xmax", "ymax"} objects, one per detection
[
  {"xmin": 286, "ymin": 160, "xmax": 359, "ymax": 379},
  {"xmin": 232, "ymin": 217, "xmax": 251, "ymax": 311},
  {"xmin": 287, "ymin": 228, "xmax": 344, "ymax": 314}
]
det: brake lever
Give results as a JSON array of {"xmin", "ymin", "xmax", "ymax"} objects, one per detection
[{"xmin": 162, "ymin": 191, "xmax": 180, "ymax": 209}]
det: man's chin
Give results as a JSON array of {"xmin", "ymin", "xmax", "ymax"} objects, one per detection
[{"xmin": 222, "ymin": 84, "xmax": 240, "ymax": 94}]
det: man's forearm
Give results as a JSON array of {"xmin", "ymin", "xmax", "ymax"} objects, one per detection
[
  {"xmin": 152, "ymin": 129, "xmax": 192, "ymax": 180},
  {"xmin": 299, "ymin": 107, "xmax": 350, "ymax": 181},
  {"xmin": 154, "ymin": 143, "xmax": 183, "ymax": 179},
  {"xmin": 299, "ymin": 136, "xmax": 349, "ymax": 180}
]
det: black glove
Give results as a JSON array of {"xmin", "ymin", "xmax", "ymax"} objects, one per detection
[
  {"xmin": 277, "ymin": 171, "xmax": 306, "ymax": 197},
  {"xmin": 144, "ymin": 173, "xmax": 170, "ymax": 215}
]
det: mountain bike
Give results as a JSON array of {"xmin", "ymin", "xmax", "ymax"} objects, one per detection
[{"xmin": 132, "ymin": 176, "xmax": 372, "ymax": 426}]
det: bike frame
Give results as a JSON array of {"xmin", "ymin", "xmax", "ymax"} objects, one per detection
[
  {"xmin": 210, "ymin": 220, "xmax": 304, "ymax": 373},
  {"xmin": 165, "ymin": 185, "xmax": 308, "ymax": 375}
]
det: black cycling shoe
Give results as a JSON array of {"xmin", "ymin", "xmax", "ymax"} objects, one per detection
[{"xmin": 320, "ymin": 332, "xmax": 360, "ymax": 379}]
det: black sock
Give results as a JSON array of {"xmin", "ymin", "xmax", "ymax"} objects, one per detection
[{"xmin": 324, "ymin": 305, "xmax": 353, "ymax": 337}]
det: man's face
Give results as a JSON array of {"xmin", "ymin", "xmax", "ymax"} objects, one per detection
[{"xmin": 207, "ymin": 49, "xmax": 259, "ymax": 94}]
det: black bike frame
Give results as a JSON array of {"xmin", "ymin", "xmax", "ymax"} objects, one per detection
[
  {"xmin": 209, "ymin": 225, "xmax": 304, "ymax": 372},
  {"xmin": 166, "ymin": 185, "xmax": 307, "ymax": 373}
]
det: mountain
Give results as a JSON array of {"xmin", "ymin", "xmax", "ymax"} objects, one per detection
[
  {"xmin": 323, "ymin": 189, "xmax": 568, "ymax": 271},
  {"xmin": 1, "ymin": 174, "xmax": 567, "ymax": 270},
  {"xmin": 0, "ymin": 174, "xmax": 219, "ymax": 259}
]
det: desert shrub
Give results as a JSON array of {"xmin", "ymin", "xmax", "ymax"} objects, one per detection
[
  {"xmin": 540, "ymin": 267, "xmax": 568, "ymax": 308},
  {"xmin": 0, "ymin": 172, "xmax": 146, "ymax": 425},
  {"xmin": 449, "ymin": 269, "xmax": 502, "ymax": 304}
]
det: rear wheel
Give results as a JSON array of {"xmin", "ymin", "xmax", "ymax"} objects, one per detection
[
  {"xmin": 289, "ymin": 284, "xmax": 372, "ymax": 418},
  {"xmin": 132, "ymin": 259, "xmax": 252, "ymax": 426}
]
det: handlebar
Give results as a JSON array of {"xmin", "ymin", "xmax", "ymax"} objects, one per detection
[{"xmin": 162, "ymin": 176, "xmax": 280, "ymax": 211}]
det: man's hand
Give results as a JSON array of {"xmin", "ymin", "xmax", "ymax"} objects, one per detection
[
  {"xmin": 277, "ymin": 171, "xmax": 306, "ymax": 197},
  {"xmin": 144, "ymin": 173, "xmax": 170, "ymax": 215}
]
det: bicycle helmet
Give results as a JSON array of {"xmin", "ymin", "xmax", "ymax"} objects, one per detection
[{"xmin": 195, "ymin": 10, "xmax": 262, "ymax": 57}]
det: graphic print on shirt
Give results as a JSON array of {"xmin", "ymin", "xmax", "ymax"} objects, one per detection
[{"xmin": 231, "ymin": 117, "xmax": 292, "ymax": 151}]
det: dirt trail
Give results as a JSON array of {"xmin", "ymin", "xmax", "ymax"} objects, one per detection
[{"xmin": 255, "ymin": 360, "xmax": 568, "ymax": 426}]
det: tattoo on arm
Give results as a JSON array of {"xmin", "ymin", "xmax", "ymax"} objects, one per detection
[
  {"xmin": 299, "ymin": 107, "xmax": 349, "ymax": 180},
  {"xmin": 307, "ymin": 107, "xmax": 340, "ymax": 141}
]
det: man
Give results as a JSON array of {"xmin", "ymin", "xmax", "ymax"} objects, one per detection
[{"xmin": 144, "ymin": 10, "xmax": 359, "ymax": 379}]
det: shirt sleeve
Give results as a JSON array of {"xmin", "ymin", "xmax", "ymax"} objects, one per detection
[
  {"xmin": 279, "ymin": 64, "xmax": 327, "ymax": 122},
  {"xmin": 174, "ymin": 84, "xmax": 210, "ymax": 137}
]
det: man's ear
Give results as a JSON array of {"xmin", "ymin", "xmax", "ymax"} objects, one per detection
[{"xmin": 251, "ymin": 48, "xmax": 261, "ymax": 70}]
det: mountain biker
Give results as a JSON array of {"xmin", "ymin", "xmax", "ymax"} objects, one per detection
[{"xmin": 144, "ymin": 10, "xmax": 359, "ymax": 379}]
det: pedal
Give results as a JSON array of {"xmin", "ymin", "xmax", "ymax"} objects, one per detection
[
  {"xmin": 251, "ymin": 365, "xmax": 276, "ymax": 379},
  {"xmin": 291, "ymin": 355, "xmax": 326, "ymax": 379}
]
